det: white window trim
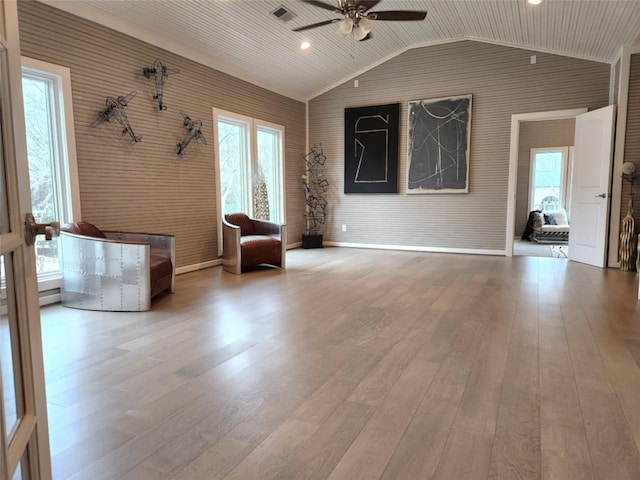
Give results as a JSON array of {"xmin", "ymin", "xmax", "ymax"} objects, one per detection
[
  {"xmin": 213, "ymin": 108, "xmax": 285, "ymax": 257},
  {"xmin": 22, "ymin": 57, "xmax": 81, "ymax": 292},
  {"xmin": 528, "ymin": 146, "xmax": 569, "ymax": 212}
]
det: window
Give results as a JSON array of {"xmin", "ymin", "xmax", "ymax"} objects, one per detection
[
  {"xmin": 529, "ymin": 147, "xmax": 569, "ymax": 212},
  {"xmin": 213, "ymin": 109, "xmax": 284, "ymax": 252},
  {"xmin": 22, "ymin": 57, "xmax": 80, "ymax": 292}
]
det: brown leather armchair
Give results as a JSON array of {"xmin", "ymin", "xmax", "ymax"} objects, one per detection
[
  {"xmin": 59, "ymin": 221, "xmax": 175, "ymax": 311},
  {"xmin": 222, "ymin": 213, "xmax": 286, "ymax": 274}
]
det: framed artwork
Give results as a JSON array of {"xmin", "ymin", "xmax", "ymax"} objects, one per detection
[
  {"xmin": 407, "ymin": 94, "xmax": 472, "ymax": 193},
  {"xmin": 344, "ymin": 103, "xmax": 399, "ymax": 193}
]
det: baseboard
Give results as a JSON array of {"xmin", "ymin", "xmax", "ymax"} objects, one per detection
[
  {"xmin": 41, "ymin": 292, "xmax": 61, "ymax": 307},
  {"xmin": 171, "ymin": 241, "xmax": 506, "ymax": 276},
  {"xmin": 323, "ymin": 241, "xmax": 505, "ymax": 256},
  {"xmin": 176, "ymin": 247, "xmax": 301, "ymax": 275},
  {"xmin": 176, "ymin": 259, "xmax": 222, "ymax": 275}
]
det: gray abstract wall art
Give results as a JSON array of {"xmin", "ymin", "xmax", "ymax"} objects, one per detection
[{"xmin": 407, "ymin": 95, "xmax": 472, "ymax": 193}]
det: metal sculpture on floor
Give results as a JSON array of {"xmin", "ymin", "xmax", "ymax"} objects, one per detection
[
  {"xmin": 176, "ymin": 111, "xmax": 207, "ymax": 157},
  {"xmin": 620, "ymin": 161, "xmax": 638, "ymax": 271},
  {"xmin": 90, "ymin": 91, "xmax": 142, "ymax": 145},
  {"xmin": 135, "ymin": 58, "xmax": 180, "ymax": 111},
  {"xmin": 302, "ymin": 144, "xmax": 329, "ymax": 248}
]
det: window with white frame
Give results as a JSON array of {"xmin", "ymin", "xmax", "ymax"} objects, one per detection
[
  {"xmin": 529, "ymin": 147, "xmax": 569, "ymax": 212},
  {"xmin": 22, "ymin": 57, "xmax": 80, "ymax": 291},
  {"xmin": 213, "ymin": 109, "xmax": 284, "ymax": 249}
]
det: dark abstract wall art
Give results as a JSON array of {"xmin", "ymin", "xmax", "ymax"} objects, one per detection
[
  {"xmin": 407, "ymin": 95, "xmax": 472, "ymax": 193},
  {"xmin": 344, "ymin": 103, "xmax": 399, "ymax": 193}
]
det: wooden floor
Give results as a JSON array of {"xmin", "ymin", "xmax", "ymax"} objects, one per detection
[{"xmin": 40, "ymin": 247, "xmax": 640, "ymax": 480}]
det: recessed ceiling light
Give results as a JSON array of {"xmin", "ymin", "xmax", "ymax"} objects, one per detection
[
  {"xmin": 300, "ymin": 41, "xmax": 311, "ymax": 50},
  {"xmin": 528, "ymin": 0, "xmax": 542, "ymax": 4}
]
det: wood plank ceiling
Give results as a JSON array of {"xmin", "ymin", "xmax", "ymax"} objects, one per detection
[{"xmin": 39, "ymin": 0, "xmax": 640, "ymax": 101}]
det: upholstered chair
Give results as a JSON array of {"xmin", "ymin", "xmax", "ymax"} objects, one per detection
[
  {"xmin": 59, "ymin": 221, "xmax": 175, "ymax": 311},
  {"xmin": 222, "ymin": 213, "xmax": 286, "ymax": 274}
]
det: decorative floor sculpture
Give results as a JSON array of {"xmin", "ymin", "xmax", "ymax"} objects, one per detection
[
  {"xmin": 620, "ymin": 162, "xmax": 638, "ymax": 271},
  {"xmin": 302, "ymin": 144, "xmax": 328, "ymax": 248}
]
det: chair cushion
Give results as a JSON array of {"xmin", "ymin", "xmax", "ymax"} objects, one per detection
[
  {"xmin": 61, "ymin": 221, "xmax": 106, "ymax": 238},
  {"xmin": 240, "ymin": 235, "xmax": 281, "ymax": 267},
  {"xmin": 225, "ymin": 213, "xmax": 255, "ymax": 236},
  {"xmin": 149, "ymin": 254, "xmax": 173, "ymax": 297}
]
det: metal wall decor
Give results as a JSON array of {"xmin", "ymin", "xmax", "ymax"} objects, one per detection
[
  {"xmin": 90, "ymin": 90, "xmax": 142, "ymax": 145},
  {"xmin": 135, "ymin": 58, "xmax": 179, "ymax": 111},
  {"xmin": 176, "ymin": 111, "xmax": 207, "ymax": 157},
  {"xmin": 302, "ymin": 144, "xmax": 329, "ymax": 240}
]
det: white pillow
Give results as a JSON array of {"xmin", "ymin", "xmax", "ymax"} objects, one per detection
[{"xmin": 546, "ymin": 208, "xmax": 568, "ymax": 225}]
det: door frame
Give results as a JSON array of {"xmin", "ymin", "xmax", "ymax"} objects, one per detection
[
  {"xmin": 505, "ymin": 108, "xmax": 587, "ymax": 257},
  {"xmin": 610, "ymin": 46, "xmax": 635, "ymax": 268},
  {"xmin": 0, "ymin": 0, "xmax": 52, "ymax": 477}
]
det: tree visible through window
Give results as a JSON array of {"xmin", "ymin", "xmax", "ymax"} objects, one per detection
[
  {"xmin": 23, "ymin": 75, "xmax": 60, "ymax": 275},
  {"xmin": 22, "ymin": 58, "xmax": 80, "ymax": 290},
  {"xmin": 214, "ymin": 109, "xmax": 284, "ymax": 223}
]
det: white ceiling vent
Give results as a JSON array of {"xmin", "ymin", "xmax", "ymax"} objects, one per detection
[{"xmin": 271, "ymin": 6, "xmax": 295, "ymax": 23}]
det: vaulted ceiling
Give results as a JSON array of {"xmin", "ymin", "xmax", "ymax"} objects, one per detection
[{"xmin": 40, "ymin": 0, "xmax": 640, "ymax": 102}]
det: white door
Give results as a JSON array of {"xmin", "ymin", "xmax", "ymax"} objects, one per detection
[
  {"xmin": 0, "ymin": 1, "xmax": 52, "ymax": 478},
  {"xmin": 569, "ymin": 105, "xmax": 616, "ymax": 267}
]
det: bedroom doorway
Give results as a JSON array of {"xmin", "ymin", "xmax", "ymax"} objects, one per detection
[
  {"xmin": 506, "ymin": 106, "xmax": 616, "ymax": 265},
  {"xmin": 506, "ymin": 108, "xmax": 587, "ymax": 258}
]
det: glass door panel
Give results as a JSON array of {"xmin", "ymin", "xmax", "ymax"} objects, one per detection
[
  {"xmin": 218, "ymin": 119, "xmax": 250, "ymax": 215},
  {"xmin": 0, "ymin": 140, "xmax": 7, "ymax": 235},
  {"xmin": 1, "ymin": 253, "xmax": 25, "ymax": 438},
  {"xmin": 22, "ymin": 74, "xmax": 61, "ymax": 277},
  {"xmin": 0, "ymin": 1, "xmax": 51, "ymax": 477},
  {"xmin": 256, "ymin": 126, "xmax": 282, "ymax": 222}
]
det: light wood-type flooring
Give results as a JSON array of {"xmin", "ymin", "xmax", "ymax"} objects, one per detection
[{"xmin": 41, "ymin": 247, "xmax": 640, "ymax": 480}]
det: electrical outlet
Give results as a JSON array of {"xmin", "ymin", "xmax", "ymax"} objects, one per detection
[{"xmin": 342, "ymin": 224, "xmax": 347, "ymax": 232}]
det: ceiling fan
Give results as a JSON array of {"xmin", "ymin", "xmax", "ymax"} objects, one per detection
[{"xmin": 293, "ymin": 0, "xmax": 428, "ymax": 41}]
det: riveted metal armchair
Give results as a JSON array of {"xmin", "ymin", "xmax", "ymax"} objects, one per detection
[
  {"xmin": 59, "ymin": 221, "xmax": 175, "ymax": 311},
  {"xmin": 222, "ymin": 213, "xmax": 286, "ymax": 274}
]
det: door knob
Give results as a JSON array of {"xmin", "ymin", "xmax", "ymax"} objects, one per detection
[
  {"xmin": 24, "ymin": 213, "xmax": 60, "ymax": 246},
  {"xmin": 594, "ymin": 193, "xmax": 607, "ymax": 198}
]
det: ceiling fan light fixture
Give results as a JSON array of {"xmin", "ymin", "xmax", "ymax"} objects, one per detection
[
  {"xmin": 354, "ymin": 17, "xmax": 372, "ymax": 41},
  {"xmin": 338, "ymin": 17, "xmax": 354, "ymax": 34}
]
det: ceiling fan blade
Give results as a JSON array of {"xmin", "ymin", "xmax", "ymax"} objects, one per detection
[
  {"xmin": 293, "ymin": 18, "xmax": 340, "ymax": 32},
  {"xmin": 301, "ymin": 0, "xmax": 341, "ymax": 13},
  {"xmin": 369, "ymin": 10, "xmax": 427, "ymax": 21},
  {"xmin": 358, "ymin": 1, "xmax": 381, "ymax": 12}
]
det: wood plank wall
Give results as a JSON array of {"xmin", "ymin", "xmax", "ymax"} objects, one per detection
[
  {"xmin": 309, "ymin": 40, "xmax": 610, "ymax": 252},
  {"xmin": 17, "ymin": 0, "xmax": 306, "ymax": 269},
  {"xmin": 515, "ymin": 118, "xmax": 576, "ymax": 237},
  {"xmin": 621, "ymin": 54, "xmax": 640, "ymax": 224}
]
